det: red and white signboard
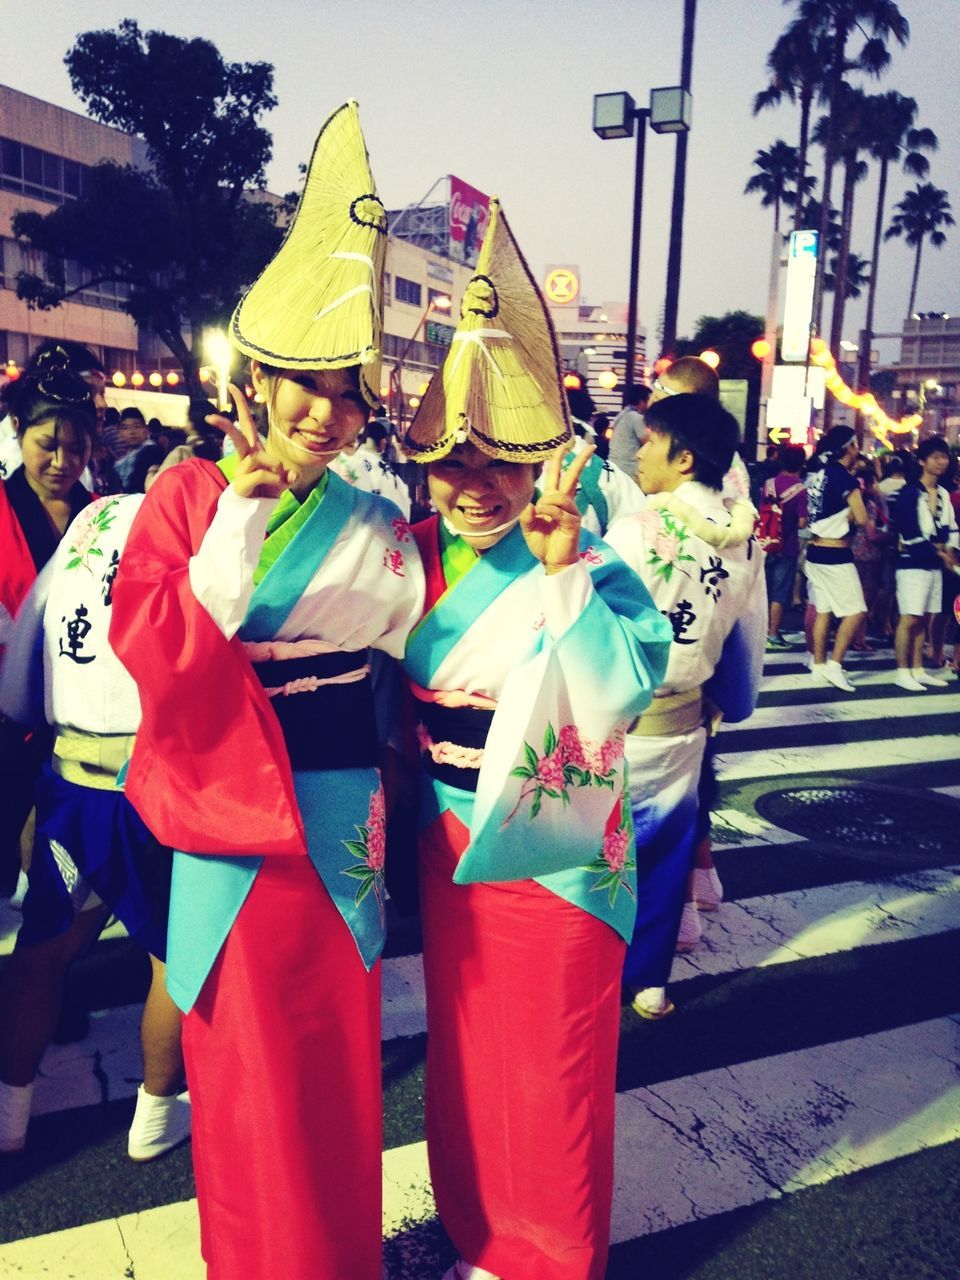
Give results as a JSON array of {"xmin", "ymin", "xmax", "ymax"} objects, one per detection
[{"xmin": 449, "ymin": 176, "xmax": 490, "ymax": 268}]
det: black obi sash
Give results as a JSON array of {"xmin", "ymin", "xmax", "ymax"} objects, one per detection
[
  {"xmin": 251, "ymin": 649, "xmax": 378, "ymax": 771},
  {"xmin": 416, "ymin": 700, "xmax": 495, "ymax": 794}
]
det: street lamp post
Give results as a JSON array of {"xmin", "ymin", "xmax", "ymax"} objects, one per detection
[
  {"xmin": 593, "ymin": 89, "xmax": 691, "ymax": 390},
  {"xmin": 390, "ymin": 294, "xmax": 452, "ymax": 430}
]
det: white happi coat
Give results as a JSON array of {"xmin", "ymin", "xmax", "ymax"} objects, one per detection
[
  {"xmin": 605, "ymin": 480, "xmax": 767, "ymax": 845},
  {"xmin": 606, "ymin": 481, "xmax": 767, "ymax": 712},
  {"xmin": 0, "ymin": 494, "xmax": 143, "ymax": 735}
]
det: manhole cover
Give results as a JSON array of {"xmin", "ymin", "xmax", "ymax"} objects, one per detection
[{"xmin": 755, "ymin": 785, "xmax": 957, "ymax": 856}]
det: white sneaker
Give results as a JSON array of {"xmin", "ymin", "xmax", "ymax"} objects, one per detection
[
  {"xmin": 675, "ymin": 902, "xmax": 703, "ymax": 952},
  {"xmin": 914, "ymin": 668, "xmax": 949, "ymax": 687},
  {"xmin": 0, "ymin": 1080, "xmax": 33, "ymax": 1154},
  {"xmin": 803, "ymin": 652, "xmax": 815, "ymax": 671},
  {"xmin": 631, "ymin": 986, "xmax": 675, "ymax": 1020},
  {"xmin": 692, "ymin": 865, "xmax": 723, "ymax": 911},
  {"xmin": 895, "ymin": 670, "xmax": 926, "ymax": 693},
  {"xmin": 127, "ymin": 1085, "xmax": 191, "ymax": 1162},
  {"xmin": 823, "ymin": 661, "xmax": 855, "ymax": 693}
]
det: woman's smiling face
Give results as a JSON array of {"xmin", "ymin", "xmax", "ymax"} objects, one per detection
[
  {"xmin": 252, "ymin": 363, "xmax": 368, "ymax": 479},
  {"xmin": 428, "ymin": 442, "xmax": 536, "ymax": 549}
]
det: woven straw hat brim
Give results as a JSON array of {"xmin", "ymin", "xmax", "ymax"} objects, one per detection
[
  {"xmin": 231, "ymin": 101, "xmax": 386, "ymax": 408},
  {"xmin": 404, "ymin": 198, "xmax": 572, "ymax": 462}
]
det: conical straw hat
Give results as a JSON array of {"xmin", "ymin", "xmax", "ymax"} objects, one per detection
[
  {"xmin": 403, "ymin": 198, "xmax": 572, "ymax": 462},
  {"xmin": 231, "ymin": 100, "xmax": 386, "ymax": 407}
]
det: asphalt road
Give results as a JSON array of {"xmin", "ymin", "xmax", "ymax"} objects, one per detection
[{"xmin": 0, "ymin": 636, "xmax": 958, "ymax": 1279}]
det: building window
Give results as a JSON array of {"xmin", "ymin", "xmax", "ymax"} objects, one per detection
[
  {"xmin": 0, "ymin": 237, "xmax": 129, "ymax": 312},
  {"xmin": 394, "ymin": 276, "xmax": 422, "ymax": 307},
  {"xmin": 0, "ymin": 136, "xmax": 88, "ymax": 204}
]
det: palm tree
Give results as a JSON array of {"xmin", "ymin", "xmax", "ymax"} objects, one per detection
[
  {"xmin": 790, "ymin": 0, "xmax": 910, "ymax": 333},
  {"xmin": 825, "ymin": 251, "xmax": 871, "ymax": 299},
  {"xmin": 885, "ymin": 183, "xmax": 955, "ymax": 317},
  {"xmin": 753, "ymin": 21, "xmax": 830, "ymax": 233},
  {"xmin": 857, "ymin": 92, "xmax": 937, "ymax": 389},
  {"xmin": 744, "ymin": 140, "xmax": 815, "ymax": 233},
  {"xmin": 812, "ymin": 84, "xmax": 871, "ymax": 355}
]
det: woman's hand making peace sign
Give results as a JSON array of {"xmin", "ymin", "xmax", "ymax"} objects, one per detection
[
  {"xmin": 207, "ymin": 384, "xmax": 298, "ymax": 500},
  {"xmin": 520, "ymin": 442, "xmax": 594, "ymax": 574}
]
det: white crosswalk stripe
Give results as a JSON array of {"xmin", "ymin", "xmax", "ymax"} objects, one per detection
[{"xmin": 1, "ymin": 645, "xmax": 958, "ymax": 1277}]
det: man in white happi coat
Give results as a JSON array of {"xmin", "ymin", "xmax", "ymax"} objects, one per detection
[{"xmin": 605, "ymin": 393, "xmax": 767, "ymax": 1018}]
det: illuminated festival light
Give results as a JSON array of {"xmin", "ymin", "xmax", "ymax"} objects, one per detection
[{"xmin": 808, "ymin": 339, "xmax": 921, "ymax": 450}]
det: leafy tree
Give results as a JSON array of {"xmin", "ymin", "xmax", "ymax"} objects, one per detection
[
  {"xmin": 753, "ymin": 21, "xmax": 832, "ymax": 233},
  {"xmin": 884, "ymin": 183, "xmax": 955, "ymax": 318},
  {"xmin": 857, "ymin": 92, "xmax": 937, "ymax": 390},
  {"xmin": 12, "ymin": 21, "xmax": 281, "ymax": 394},
  {"xmin": 745, "ymin": 140, "xmax": 816, "ymax": 234},
  {"xmin": 788, "ymin": 0, "xmax": 910, "ymax": 333},
  {"xmin": 675, "ymin": 310, "xmax": 766, "ymax": 450}
]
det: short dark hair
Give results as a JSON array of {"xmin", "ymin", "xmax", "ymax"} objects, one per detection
[
  {"xmin": 119, "ymin": 406, "xmax": 146, "ymax": 424},
  {"xmin": 623, "ymin": 383, "xmax": 651, "ymax": 408},
  {"xmin": 644, "ymin": 394, "xmax": 739, "ymax": 490},
  {"xmin": 917, "ymin": 436, "xmax": 950, "ymax": 463},
  {"xmin": 566, "ymin": 387, "xmax": 596, "ymax": 423},
  {"xmin": 363, "ymin": 421, "xmax": 389, "ymax": 448},
  {"xmin": 778, "ymin": 444, "xmax": 806, "ymax": 472}
]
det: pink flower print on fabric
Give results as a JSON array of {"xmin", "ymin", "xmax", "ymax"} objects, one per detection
[
  {"xmin": 584, "ymin": 799, "xmax": 636, "ymax": 905},
  {"xmin": 340, "ymin": 784, "xmax": 387, "ymax": 918},
  {"xmin": 365, "ymin": 785, "xmax": 386, "ymax": 873},
  {"xmin": 557, "ymin": 724, "xmax": 587, "ymax": 769},
  {"xmin": 503, "ymin": 721, "xmax": 622, "ymax": 826},
  {"xmin": 535, "ymin": 750, "xmax": 566, "ymax": 791},
  {"xmin": 579, "ymin": 546, "xmax": 603, "ymax": 566},
  {"xmin": 654, "ymin": 531, "xmax": 681, "ymax": 564},
  {"xmin": 64, "ymin": 497, "xmax": 120, "ymax": 571},
  {"xmin": 645, "ymin": 509, "xmax": 696, "ymax": 583},
  {"xmin": 635, "ymin": 507, "xmax": 665, "ymax": 537},
  {"xmin": 601, "ymin": 823, "xmax": 630, "ymax": 873}
]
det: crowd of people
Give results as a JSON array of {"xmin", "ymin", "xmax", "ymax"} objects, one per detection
[
  {"xmin": 0, "ymin": 98, "xmax": 954, "ymax": 1280},
  {"xmin": 748, "ymin": 430, "xmax": 960, "ymax": 692}
]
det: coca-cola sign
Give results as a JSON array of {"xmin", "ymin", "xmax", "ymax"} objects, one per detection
[{"xmin": 449, "ymin": 176, "xmax": 490, "ymax": 268}]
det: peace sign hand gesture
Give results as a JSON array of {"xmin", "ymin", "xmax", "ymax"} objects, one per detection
[
  {"xmin": 207, "ymin": 384, "xmax": 297, "ymax": 500},
  {"xmin": 520, "ymin": 442, "xmax": 593, "ymax": 574}
]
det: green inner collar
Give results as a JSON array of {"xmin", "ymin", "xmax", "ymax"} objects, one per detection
[{"xmin": 217, "ymin": 453, "xmax": 330, "ymax": 585}]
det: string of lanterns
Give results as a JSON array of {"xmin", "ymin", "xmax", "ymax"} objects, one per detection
[{"xmin": 807, "ymin": 338, "xmax": 922, "ymax": 450}]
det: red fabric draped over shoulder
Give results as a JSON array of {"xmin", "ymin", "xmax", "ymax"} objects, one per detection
[
  {"xmin": 0, "ymin": 479, "xmax": 37, "ymax": 640},
  {"xmin": 411, "ymin": 514, "xmax": 445, "ymax": 616},
  {"xmin": 109, "ymin": 459, "xmax": 305, "ymax": 856}
]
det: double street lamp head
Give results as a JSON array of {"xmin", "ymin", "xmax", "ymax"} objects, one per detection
[{"xmin": 592, "ymin": 87, "xmax": 692, "ymax": 140}]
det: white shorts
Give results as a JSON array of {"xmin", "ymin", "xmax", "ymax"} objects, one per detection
[
  {"xmin": 805, "ymin": 560, "xmax": 866, "ymax": 617},
  {"xmin": 897, "ymin": 567, "xmax": 942, "ymax": 617}
]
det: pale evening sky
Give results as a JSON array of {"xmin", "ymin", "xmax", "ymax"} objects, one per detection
[{"xmin": 3, "ymin": 0, "xmax": 958, "ymax": 364}]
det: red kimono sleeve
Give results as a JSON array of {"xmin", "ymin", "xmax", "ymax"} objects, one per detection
[
  {"xmin": 0, "ymin": 479, "xmax": 37, "ymax": 647},
  {"xmin": 109, "ymin": 459, "xmax": 306, "ymax": 856}
]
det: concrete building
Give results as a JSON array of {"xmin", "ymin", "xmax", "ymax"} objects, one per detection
[
  {"xmin": 891, "ymin": 313, "xmax": 960, "ymax": 443},
  {"xmin": 0, "ymin": 84, "xmax": 144, "ymax": 374}
]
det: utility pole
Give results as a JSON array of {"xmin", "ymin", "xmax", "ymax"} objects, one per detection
[{"xmin": 661, "ymin": 0, "xmax": 696, "ymax": 358}]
